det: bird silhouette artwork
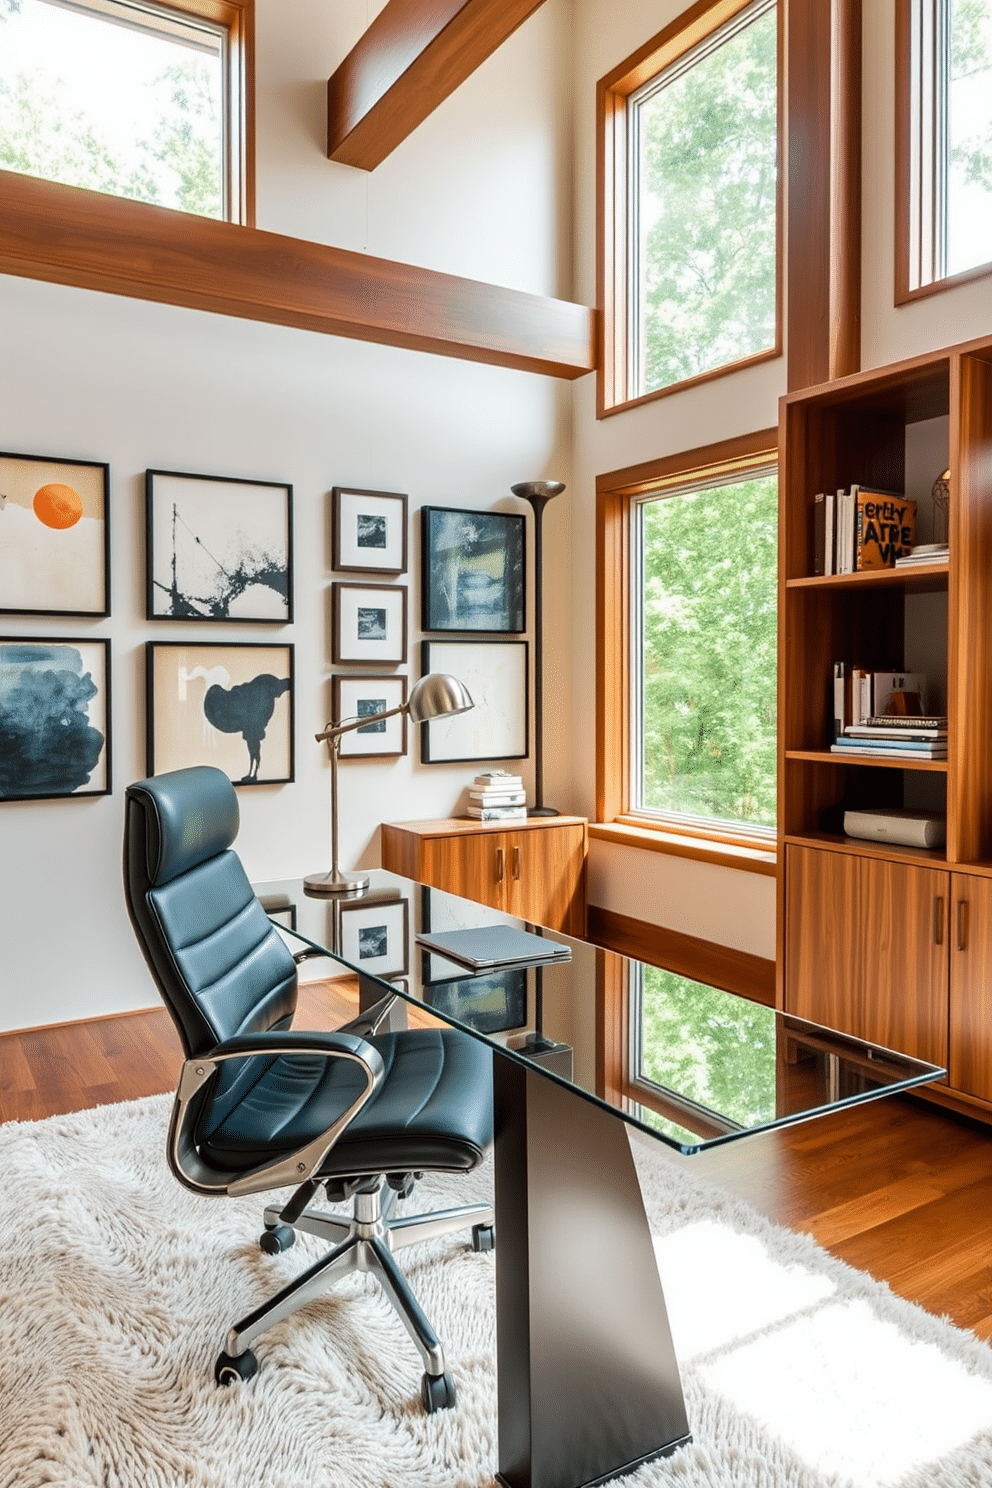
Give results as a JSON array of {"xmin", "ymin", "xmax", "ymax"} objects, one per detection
[{"xmin": 180, "ymin": 664, "xmax": 291, "ymax": 782}]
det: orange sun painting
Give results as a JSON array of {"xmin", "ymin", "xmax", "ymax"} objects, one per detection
[{"xmin": 33, "ymin": 482, "xmax": 84, "ymax": 529}]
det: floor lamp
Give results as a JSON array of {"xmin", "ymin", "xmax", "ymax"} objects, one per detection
[
  {"xmin": 511, "ymin": 480, "xmax": 565, "ymax": 817},
  {"xmin": 305, "ymin": 672, "xmax": 474, "ymax": 896}
]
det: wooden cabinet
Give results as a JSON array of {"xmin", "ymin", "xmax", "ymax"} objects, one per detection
[
  {"xmin": 785, "ymin": 844, "xmax": 948, "ymax": 1067},
  {"xmin": 380, "ymin": 816, "xmax": 588, "ymax": 937},
  {"xmin": 780, "ymin": 333, "xmax": 992, "ymax": 1119}
]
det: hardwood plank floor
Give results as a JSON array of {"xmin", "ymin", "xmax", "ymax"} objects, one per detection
[{"xmin": 3, "ymin": 984, "xmax": 991, "ymax": 1342}]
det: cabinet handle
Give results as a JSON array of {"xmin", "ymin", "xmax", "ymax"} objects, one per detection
[
  {"xmin": 933, "ymin": 895, "xmax": 944, "ymax": 946},
  {"xmin": 957, "ymin": 898, "xmax": 967, "ymax": 952},
  {"xmin": 496, "ymin": 848, "xmax": 505, "ymax": 883},
  {"xmin": 512, "ymin": 846, "xmax": 521, "ymax": 880}
]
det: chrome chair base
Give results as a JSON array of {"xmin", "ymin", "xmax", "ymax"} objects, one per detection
[{"xmin": 217, "ymin": 1176, "xmax": 495, "ymax": 1411}]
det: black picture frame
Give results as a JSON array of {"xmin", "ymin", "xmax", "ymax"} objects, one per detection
[
  {"xmin": 421, "ymin": 506, "xmax": 525, "ymax": 633},
  {"xmin": 420, "ymin": 638, "xmax": 528, "ymax": 763},
  {"xmin": 332, "ymin": 487, "xmax": 408, "ymax": 574},
  {"xmin": 146, "ymin": 468, "xmax": 293, "ymax": 624},
  {"xmin": 332, "ymin": 582, "xmax": 407, "ymax": 665},
  {"xmin": 146, "ymin": 640, "xmax": 294, "ymax": 786},
  {"xmin": 0, "ymin": 637, "xmax": 111, "ymax": 801},
  {"xmin": 337, "ymin": 894, "xmax": 410, "ymax": 979},
  {"xmin": 332, "ymin": 673, "xmax": 408, "ymax": 758},
  {"xmin": 0, "ymin": 451, "xmax": 110, "ymax": 617}
]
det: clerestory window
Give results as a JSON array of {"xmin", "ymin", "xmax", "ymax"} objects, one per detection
[
  {"xmin": 0, "ymin": 0, "xmax": 253, "ymax": 223},
  {"xmin": 898, "ymin": 0, "xmax": 992, "ymax": 297},
  {"xmin": 598, "ymin": 0, "xmax": 781, "ymax": 415}
]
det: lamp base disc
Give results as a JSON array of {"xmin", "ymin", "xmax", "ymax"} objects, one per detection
[
  {"xmin": 303, "ymin": 872, "xmax": 370, "ymax": 897},
  {"xmin": 527, "ymin": 806, "xmax": 559, "ymax": 818}
]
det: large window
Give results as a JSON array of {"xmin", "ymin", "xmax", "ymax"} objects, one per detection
[
  {"xmin": 598, "ymin": 0, "xmax": 781, "ymax": 415},
  {"xmin": 632, "ymin": 468, "xmax": 777, "ymax": 833},
  {"xmin": 0, "ymin": 0, "xmax": 252, "ymax": 223},
  {"xmin": 899, "ymin": 0, "xmax": 992, "ymax": 297},
  {"xmin": 596, "ymin": 430, "xmax": 778, "ymax": 862}
]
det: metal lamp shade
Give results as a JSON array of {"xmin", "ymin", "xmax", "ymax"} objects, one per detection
[{"xmin": 408, "ymin": 672, "xmax": 474, "ymax": 723}]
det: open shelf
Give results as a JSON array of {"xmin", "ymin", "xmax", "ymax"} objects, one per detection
[
  {"xmin": 787, "ymin": 563, "xmax": 949, "ymax": 593},
  {"xmin": 785, "ymin": 749, "xmax": 948, "ymax": 772}
]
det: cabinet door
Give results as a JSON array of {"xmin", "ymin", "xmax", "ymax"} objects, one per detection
[
  {"xmin": 419, "ymin": 832, "xmax": 510, "ymax": 913},
  {"xmin": 786, "ymin": 845, "xmax": 948, "ymax": 1065},
  {"xmin": 949, "ymin": 872, "xmax": 992, "ymax": 1101},
  {"xmin": 503, "ymin": 823, "xmax": 587, "ymax": 935}
]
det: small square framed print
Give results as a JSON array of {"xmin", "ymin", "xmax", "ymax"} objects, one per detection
[
  {"xmin": 420, "ymin": 638, "xmax": 527, "ymax": 762},
  {"xmin": 0, "ymin": 451, "xmax": 110, "ymax": 617},
  {"xmin": 146, "ymin": 469, "xmax": 293, "ymax": 623},
  {"xmin": 0, "ymin": 638, "xmax": 111, "ymax": 801},
  {"xmin": 332, "ymin": 582, "xmax": 407, "ymax": 665},
  {"xmin": 332, "ymin": 487, "xmax": 407, "ymax": 574},
  {"xmin": 337, "ymin": 894, "xmax": 410, "ymax": 980},
  {"xmin": 421, "ymin": 506, "xmax": 525, "ymax": 633},
  {"xmin": 147, "ymin": 640, "xmax": 294, "ymax": 786},
  {"xmin": 332, "ymin": 674, "xmax": 408, "ymax": 758}
]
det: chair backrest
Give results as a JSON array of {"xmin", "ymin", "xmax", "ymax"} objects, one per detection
[{"xmin": 124, "ymin": 766, "xmax": 298, "ymax": 1058}]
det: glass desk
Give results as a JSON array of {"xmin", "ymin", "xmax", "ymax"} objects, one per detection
[{"xmin": 256, "ymin": 871, "xmax": 944, "ymax": 1488}]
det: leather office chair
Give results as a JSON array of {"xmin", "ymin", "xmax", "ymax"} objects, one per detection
[{"xmin": 123, "ymin": 765, "xmax": 494, "ymax": 1412}]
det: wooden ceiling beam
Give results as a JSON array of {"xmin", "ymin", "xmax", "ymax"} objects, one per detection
[
  {"xmin": 328, "ymin": 0, "xmax": 547, "ymax": 171},
  {"xmin": 0, "ymin": 170, "xmax": 595, "ymax": 379}
]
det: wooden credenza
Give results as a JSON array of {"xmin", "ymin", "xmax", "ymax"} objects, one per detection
[{"xmin": 380, "ymin": 816, "xmax": 588, "ymax": 937}]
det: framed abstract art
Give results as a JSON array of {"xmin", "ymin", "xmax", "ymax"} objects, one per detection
[{"xmin": 0, "ymin": 451, "xmax": 110, "ymax": 617}]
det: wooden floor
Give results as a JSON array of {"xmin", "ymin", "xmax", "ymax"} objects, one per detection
[{"xmin": 3, "ymin": 979, "xmax": 992, "ymax": 1342}]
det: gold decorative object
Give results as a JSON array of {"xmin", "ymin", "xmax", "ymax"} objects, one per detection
[{"xmin": 931, "ymin": 468, "xmax": 950, "ymax": 547}]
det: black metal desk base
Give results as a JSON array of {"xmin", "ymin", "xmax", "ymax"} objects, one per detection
[{"xmin": 494, "ymin": 1056, "xmax": 691, "ymax": 1488}]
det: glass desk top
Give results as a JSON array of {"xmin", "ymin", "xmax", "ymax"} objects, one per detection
[{"xmin": 255, "ymin": 871, "xmax": 945, "ymax": 1156}]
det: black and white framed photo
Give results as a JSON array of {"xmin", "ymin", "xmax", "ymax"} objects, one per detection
[
  {"xmin": 337, "ymin": 894, "xmax": 410, "ymax": 980},
  {"xmin": 0, "ymin": 638, "xmax": 111, "ymax": 801},
  {"xmin": 420, "ymin": 639, "xmax": 527, "ymax": 763},
  {"xmin": 146, "ymin": 469, "xmax": 293, "ymax": 623},
  {"xmin": 0, "ymin": 451, "xmax": 110, "ymax": 617},
  {"xmin": 332, "ymin": 487, "xmax": 407, "ymax": 574},
  {"xmin": 332, "ymin": 582, "xmax": 407, "ymax": 665},
  {"xmin": 421, "ymin": 506, "xmax": 525, "ymax": 633},
  {"xmin": 147, "ymin": 641, "xmax": 294, "ymax": 786},
  {"xmin": 332, "ymin": 674, "xmax": 408, "ymax": 758}
]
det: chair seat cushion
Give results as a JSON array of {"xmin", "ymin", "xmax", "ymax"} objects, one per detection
[{"xmin": 195, "ymin": 1028, "xmax": 493, "ymax": 1178}]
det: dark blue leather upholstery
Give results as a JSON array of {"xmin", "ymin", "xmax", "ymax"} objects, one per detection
[{"xmin": 123, "ymin": 767, "xmax": 492, "ymax": 1183}]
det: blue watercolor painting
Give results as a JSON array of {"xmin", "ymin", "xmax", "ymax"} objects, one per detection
[{"xmin": 0, "ymin": 641, "xmax": 108, "ymax": 800}]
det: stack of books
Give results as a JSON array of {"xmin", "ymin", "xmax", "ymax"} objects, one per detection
[
  {"xmin": 831, "ymin": 715, "xmax": 948, "ymax": 761},
  {"xmin": 833, "ymin": 666, "xmax": 927, "ymax": 734},
  {"xmin": 814, "ymin": 486, "xmax": 916, "ymax": 574},
  {"xmin": 894, "ymin": 542, "xmax": 949, "ymax": 568},
  {"xmin": 467, "ymin": 771, "xmax": 527, "ymax": 821}
]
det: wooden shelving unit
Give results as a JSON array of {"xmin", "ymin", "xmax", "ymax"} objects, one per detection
[{"xmin": 778, "ymin": 332, "xmax": 992, "ymax": 1119}]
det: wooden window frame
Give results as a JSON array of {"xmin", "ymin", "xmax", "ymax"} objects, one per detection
[
  {"xmin": 596, "ymin": 0, "xmax": 784, "ymax": 419},
  {"xmin": 895, "ymin": 0, "xmax": 992, "ymax": 305},
  {"xmin": 595, "ymin": 427, "xmax": 779, "ymax": 872},
  {"xmin": 3, "ymin": 0, "xmax": 255, "ymax": 226}
]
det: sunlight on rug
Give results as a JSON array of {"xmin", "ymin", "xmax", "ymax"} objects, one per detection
[{"xmin": 2, "ymin": 1096, "xmax": 992, "ymax": 1488}]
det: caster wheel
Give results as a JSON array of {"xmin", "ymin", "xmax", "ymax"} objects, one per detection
[
  {"xmin": 421, "ymin": 1370, "xmax": 456, "ymax": 1414},
  {"xmin": 471, "ymin": 1223, "xmax": 495, "ymax": 1253},
  {"xmin": 215, "ymin": 1349, "xmax": 258, "ymax": 1386},
  {"xmin": 259, "ymin": 1223, "xmax": 296, "ymax": 1255}
]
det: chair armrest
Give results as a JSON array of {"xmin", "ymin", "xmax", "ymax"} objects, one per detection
[{"xmin": 169, "ymin": 1029, "xmax": 385, "ymax": 1199}]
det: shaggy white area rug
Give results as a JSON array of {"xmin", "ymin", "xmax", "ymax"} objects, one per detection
[{"xmin": 2, "ymin": 1096, "xmax": 992, "ymax": 1488}]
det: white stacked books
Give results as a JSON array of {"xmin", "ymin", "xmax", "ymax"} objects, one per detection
[{"xmin": 467, "ymin": 770, "xmax": 527, "ymax": 821}]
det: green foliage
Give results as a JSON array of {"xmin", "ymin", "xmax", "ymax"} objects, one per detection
[
  {"xmin": 950, "ymin": 0, "xmax": 992, "ymax": 192},
  {"xmin": 638, "ymin": 966, "xmax": 776, "ymax": 1132},
  {"xmin": 0, "ymin": 40, "xmax": 222, "ymax": 218},
  {"xmin": 142, "ymin": 60, "xmax": 222, "ymax": 218},
  {"xmin": 639, "ymin": 4, "xmax": 777, "ymax": 392},
  {"xmin": 639, "ymin": 473, "xmax": 777, "ymax": 828},
  {"xmin": 0, "ymin": 72, "xmax": 159, "ymax": 201}
]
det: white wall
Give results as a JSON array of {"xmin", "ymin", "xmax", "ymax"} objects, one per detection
[
  {"xmin": 568, "ymin": 0, "xmax": 992, "ymax": 963},
  {"xmin": 0, "ymin": 0, "xmax": 574, "ymax": 1032}
]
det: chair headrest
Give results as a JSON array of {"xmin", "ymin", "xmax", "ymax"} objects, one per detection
[{"xmin": 126, "ymin": 767, "xmax": 239, "ymax": 886}]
